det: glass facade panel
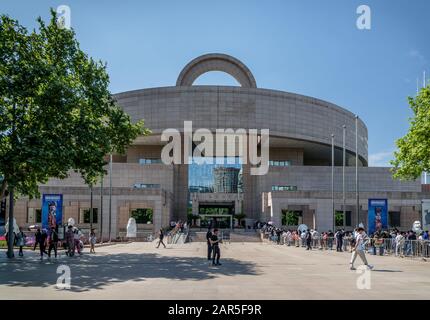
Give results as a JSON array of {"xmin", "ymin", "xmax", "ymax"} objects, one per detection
[{"xmin": 188, "ymin": 157, "xmax": 242, "ymax": 194}]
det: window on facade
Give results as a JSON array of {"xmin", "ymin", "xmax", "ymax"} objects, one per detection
[
  {"xmin": 133, "ymin": 183, "xmax": 161, "ymax": 189},
  {"xmin": 79, "ymin": 208, "xmax": 98, "ymax": 224},
  {"xmin": 131, "ymin": 208, "xmax": 153, "ymax": 224},
  {"xmin": 269, "ymin": 160, "xmax": 291, "ymax": 167},
  {"xmin": 272, "ymin": 185, "xmax": 297, "ymax": 191},
  {"xmin": 388, "ymin": 211, "xmax": 401, "ymax": 227},
  {"xmin": 139, "ymin": 158, "xmax": 162, "ymax": 165},
  {"xmin": 27, "ymin": 208, "xmax": 42, "ymax": 223},
  {"xmin": 281, "ymin": 210, "xmax": 303, "ymax": 226},
  {"xmin": 335, "ymin": 211, "xmax": 352, "ymax": 227}
]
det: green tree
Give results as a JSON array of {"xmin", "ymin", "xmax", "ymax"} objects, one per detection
[
  {"xmin": 391, "ymin": 85, "xmax": 430, "ymax": 179},
  {"xmin": 0, "ymin": 11, "xmax": 149, "ymax": 258}
]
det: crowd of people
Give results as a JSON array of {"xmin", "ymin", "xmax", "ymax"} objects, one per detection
[
  {"xmin": 257, "ymin": 221, "xmax": 430, "ymax": 259},
  {"xmin": 4, "ymin": 222, "xmax": 97, "ymax": 260}
]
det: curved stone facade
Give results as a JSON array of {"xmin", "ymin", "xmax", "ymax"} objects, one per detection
[{"xmin": 115, "ymin": 86, "xmax": 368, "ymax": 164}]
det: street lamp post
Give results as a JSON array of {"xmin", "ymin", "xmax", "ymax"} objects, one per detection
[
  {"xmin": 90, "ymin": 184, "xmax": 93, "ymax": 232},
  {"xmin": 355, "ymin": 115, "xmax": 360, "ymax": 227},
  {"xmin": 342, "ymin": 125, "xmax": 346, "ymax": 227},
  {"xmin": 108, "ymin": 153, "xmax": 112, "ymax": 242},
  {"xmin": 331, "ymin": 134, "xmax": 335, "ymax": 233},
  {"xmin": 100, "ymin": 174, "xmax": 103, "ymax": 243}
]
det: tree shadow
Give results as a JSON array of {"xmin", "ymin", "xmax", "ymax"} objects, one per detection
[{"xmin": 0, "ymin": 251, "xmax": 259, "ymax": 293}]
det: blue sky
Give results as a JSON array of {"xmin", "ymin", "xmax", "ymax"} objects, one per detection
[{"xmin": 1, "ymin": 0, "xmax": 429, "ymax": 167}]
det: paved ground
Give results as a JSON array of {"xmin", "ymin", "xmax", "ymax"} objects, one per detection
[{"xmin": 0, "ymin": 242, "xmax": 429, "ymax": 299}]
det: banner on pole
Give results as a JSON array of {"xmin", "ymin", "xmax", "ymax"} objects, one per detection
[
  {"xmin": 42, "ymin": 194, "xmax": 63, "ymax": 230},
  {"xmin": 368, "ymin": 199, "xmax": 387, "ymax": 234},
  {"xmin": 422, "ymin": 200, "xmax": 430, "ymax": 232}
]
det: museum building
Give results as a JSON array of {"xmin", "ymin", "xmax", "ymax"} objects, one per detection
[{"xmin": 7, "ymin": 53, "xmax": 428, "ymax": 238}]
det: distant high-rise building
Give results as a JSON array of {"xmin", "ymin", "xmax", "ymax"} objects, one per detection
[{"xmin": 213, "ymin": 167, "xmax": 240, "ymax": 193}]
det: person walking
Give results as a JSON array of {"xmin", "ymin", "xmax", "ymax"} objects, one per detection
[
  {"xmin": 306, "ymin": 229, "xmax": 312, "ymax": 250},
  {"xmin": 350, "ymin": 227, "xmax": 373, "ymax": 270},
  {"xmin": 16, "ymin": 227, "xmax": 26, "ymax": 257},
  {"xmin": 33, "ymin": 228, "xmax": 42, "ymax": 251},
  {"xmin": 327, "ymin": 230, "xmax": 334, "ymax": 250},
  {"xmin": 65, "ymin": 225, "xmax": 74, "ymax": 257},
  {"xmin": 38, "ymin": 229, "xmax": 48, "ymax": 261},
  {"xmin": 89, "ymin": 229, "xmax": 97, "ymax": 253},
  {"xmin": 73, "ymin": 227, "xmax": 83, "ymax": 255},
  {"xmin": 395, "ymin": 231, "xmax": 405, "ymax": 257},
  {"xmin": 48, "ymin": 226, "xmax": 59, "ymax": 258},
  {"xmin": 206, "ymin": 228, "xmax": 213, "ymax": 260},
  {"xmin": 156, "ymin": 228, "xmax": 166, "ymax": 248},
  {"xmin": 210, "ymin": 228, "xmax": 222, "ymax": 266}
]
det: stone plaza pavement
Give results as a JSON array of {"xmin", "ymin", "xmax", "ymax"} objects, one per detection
[{"xmin": 0, "ymin": 242, "xmax": 429, "ymax": 299}]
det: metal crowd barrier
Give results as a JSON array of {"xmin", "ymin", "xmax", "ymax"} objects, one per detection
[{"xmin": 263, "ymin": 232, "xmax": 430, "ymax": 259}]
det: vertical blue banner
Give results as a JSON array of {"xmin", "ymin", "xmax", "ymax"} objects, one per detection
[
  {"xmin": 368, "ymin": 199, "xmax": 388, "ymax": 234},
  {"xmin": 42, "ymin": 194, "xmax": 63, "ymax": 230}
]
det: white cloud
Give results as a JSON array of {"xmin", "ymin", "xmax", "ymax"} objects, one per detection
[{"xmin": 368, "ymin": 151, "xmax": 394, "ymax": 167}]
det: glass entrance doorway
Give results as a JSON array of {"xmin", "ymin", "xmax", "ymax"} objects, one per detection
[{"xmin": 199, "ymin": 202, "xmax": 235, "ymax": 229}]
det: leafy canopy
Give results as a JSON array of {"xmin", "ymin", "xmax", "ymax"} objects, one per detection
[
  {"xmin": 391, "ymin": 85, "xmax": 430, "ymax": 180},
  {"xmin": 0, "ymin": 10, "xmax": 149, "ymax": 199}
]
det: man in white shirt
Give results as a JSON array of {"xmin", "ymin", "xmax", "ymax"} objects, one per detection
[
  {"xmin": 350, "ymin": 227, "xmax": 373, "ymax": 270},
  {"xmin": 395, "ymin": 232, "xmax": 405, "ymax": 257}
]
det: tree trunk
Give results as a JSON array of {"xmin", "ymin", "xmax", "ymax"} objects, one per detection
[
  {"xmin": 0, "ymin": 180, "xmax": 7, "ymax": 202},
  {"xmin": 7, "ymin": 187, "xmax": 14, "ymax": 259}
]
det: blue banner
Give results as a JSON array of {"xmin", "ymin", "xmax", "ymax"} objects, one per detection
[
  {"xmin": 368, "ymin": 199, "xmax": 388, "ymax": 234},
  {"xmin": 42, "ymin": 194, "xmax": 63, "ymax": 230}
]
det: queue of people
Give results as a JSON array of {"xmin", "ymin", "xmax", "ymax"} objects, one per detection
[{"xmin": 258, "ymin": 221, "xmax": 430, "ymax": 259}]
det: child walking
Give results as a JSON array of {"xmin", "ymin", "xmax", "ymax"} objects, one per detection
[{"xmin": 90, "ymin": 229, "xmax": 96, "ymax": 253}]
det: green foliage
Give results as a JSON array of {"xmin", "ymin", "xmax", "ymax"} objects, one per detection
[
  {"xmin": 282, "ymin": 210, "xmax": 300, "ymax": 226},
  {"xmin": 0, "ymin": 10, "xmax": 149, "ymax": 199},
  {"xmin": 391, "ymin": 85, "xmax": 430, "ymax": 179},
  {"xmin": 131, "ymin": 208, "xmax": 153, "ymax": 224},
  {"xmin": 335, "ymin": 211, "xmax": 344, "ymax": 227}
]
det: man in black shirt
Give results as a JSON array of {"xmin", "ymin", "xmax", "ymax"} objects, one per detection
[
  {"xmin": 335, "ymin": 229, "xmax": 344, "ymax": 252},
  {"xmin": 206, "ymin": 228, "xmax": 213, "ymax": 260},
  {"xmin": 210, "ymin": 228, "xmax": 221, "ymax": 266},
  {"xmin": 48, "ymin": 226, "xmax": 59, "ymax": 258}
]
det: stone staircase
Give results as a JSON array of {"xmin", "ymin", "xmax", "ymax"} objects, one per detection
[{"xmin": 188, "ymin": 229, "xmax": 261, "ymax": 243}]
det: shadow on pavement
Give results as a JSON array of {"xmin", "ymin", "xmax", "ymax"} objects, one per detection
[{"xmin": 0, "ymin": 252, "xmax": 259, "ymax": 292}]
